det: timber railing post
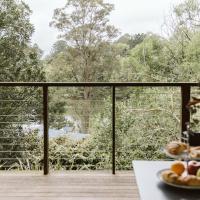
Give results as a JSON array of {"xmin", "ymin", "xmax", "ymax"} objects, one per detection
[
  {"xmin": 181, "ymin": 85, "xmax": 191, "ymax": 136},
  {"xmin": 43, "ymin": 86, "xmax": 49, "ymax": 175},
  {"xmin": 112, "ymin": 86, "xmax": 116, "ymax": 174}
]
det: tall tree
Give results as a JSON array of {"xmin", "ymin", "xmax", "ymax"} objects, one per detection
[
  {"xmin": 49, "ymin": 0, "xmax": 119, "ymax": 133},
  {"xmin": 0, "ymin": 0, "xmax": 45, "ymax": 168},
  {"xmin": 50, "ymin": 0, "xmax": 118, "ymax": 82}
]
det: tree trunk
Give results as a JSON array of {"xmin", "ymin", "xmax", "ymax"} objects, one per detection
[{"xmin": 80, "ymin": 87, "xmax": 92, "ymax": 134}]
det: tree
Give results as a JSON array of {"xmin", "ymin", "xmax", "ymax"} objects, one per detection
[
  {"xmin": 0, "ymin": 0, "xmax": 45, "ymax": 168},
  {"xmin": 50, "ymin": 0, "xmax": 118, "ymax": 82},
  {"xmin": 0, "ymin": 0, "xmax": 43, "ymax": 81},
  {"xmin": 114, "ymin": 33, "xmax": 174, "ymax": 82},
  {"xmin": 164, "ymin": 0, "xmax": 200, "ymax": 39},
  {"xmin": 49, "ymin": 0, "xmax": 119, "ymax": 133},
  {"xmin": 117, "ymin": 33, "xmax": 147, "ymax": 49},
  {"xmin": 163, "ymin": 0, "xmax": 200, "ymax": 63}
]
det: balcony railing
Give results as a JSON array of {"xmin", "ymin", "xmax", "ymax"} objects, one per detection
[{"xmin": 0, "ymin": 82, "xmax": 198, "ymax": 175}]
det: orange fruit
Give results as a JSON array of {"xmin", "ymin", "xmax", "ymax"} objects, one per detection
[{"xmin": 170, "ymin": 161, "xmax": 185, "ymax": 176}]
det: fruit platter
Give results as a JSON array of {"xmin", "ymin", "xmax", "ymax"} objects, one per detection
[
  {"xmin": 159, "ymin": 135, "xmax": 200, "ymax": 189},
  {"xmin": 158, "ymin": 161, "xmax": 200, "ymax": 189}
]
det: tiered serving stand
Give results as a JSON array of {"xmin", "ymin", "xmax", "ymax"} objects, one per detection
[{"xmin": 158, "ymin": 129, "xmax": 200, "ymax": 189}]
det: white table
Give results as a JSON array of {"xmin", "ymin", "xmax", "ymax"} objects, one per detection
[{"xmin": 133, "ymin": 160, "xmax": 200, "ymax": 200}]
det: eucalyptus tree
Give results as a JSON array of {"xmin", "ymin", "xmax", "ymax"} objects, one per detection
[{"xmin": 49, "ymin": 0, "xmax": 119, "ymax": 133}]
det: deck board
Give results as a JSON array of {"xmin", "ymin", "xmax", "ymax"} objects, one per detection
[{"xmin": 0, "ymin": 171, "xmax": 139, "ymax": 200}]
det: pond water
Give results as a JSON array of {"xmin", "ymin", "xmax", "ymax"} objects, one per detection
[{"xmin": 22, "ymin": 123, "xmax": 89, "ymax": 141}]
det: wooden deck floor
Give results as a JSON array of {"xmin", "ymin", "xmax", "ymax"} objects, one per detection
[{"xmin": 0, "ymin": 171, "xmax": 140, "ymax": 200}]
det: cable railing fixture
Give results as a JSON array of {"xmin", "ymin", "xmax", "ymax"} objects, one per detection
[{"xmin": 0, "ymin": 82, "xmax": 197, "ymax": 174}]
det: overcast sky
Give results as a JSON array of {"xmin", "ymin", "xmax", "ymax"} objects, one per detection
[{"xmin": 24, "ymin": 0, "xmax": 184, "ymax": 56}]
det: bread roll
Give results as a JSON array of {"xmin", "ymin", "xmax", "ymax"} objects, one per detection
[
  {"xmin": 162, "ymin": 170, "xmax": 200, "ymax": 186},
  {"xmin": 190, "ymin": 146, "xmax": 200, "ymax": 158},
  {"xmin": 161, "ymin": 170, "xmax": 179, "ymax": 183},
  {"xmin": 166, "ymin": 141, "xmax": 187, "ymax": 155},
  {"xmin": 182, "ymin": 175, "xmax": 200, "ymax": 186},
  {"xmin": 190, "ymin": 150, "xmax": 200, "ymax": 159},
  {"xmin": 190, "ymin": 146, "xmax": 200, "ymax": 151}
]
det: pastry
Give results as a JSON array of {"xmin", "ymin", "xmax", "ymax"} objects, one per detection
[
  {"xmin": 190, "ymin": 146, "xmax": 200, "ymax": 158},
  {"xmin": 161, "ymin": 168, "xmax": 200, "ymax": 186},
  {"xmin": 166, "ymin": 141, "xmax": 188, "ymax": 155},
  {"xmin": 161, "ymin": 170, "xmax": 179, "ymax": 184},
  {"xmin": 190, "ymin": 150, "xmax": 200, "ymax": 159},
  {"xmin": 161, "ymin": 170, "xmax": 200, "ymax": 186},
  {"xmin": 181, "ymin": 175, "xmax": 200, "ymax": 186},
  {"xmin": 190, "ymin": 146, "xmax": 200, "ymax": 151}
]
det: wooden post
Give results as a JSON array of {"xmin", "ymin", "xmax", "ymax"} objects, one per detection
[
  {"xmin": 43, "ymin": 86, "xmax": 49, "ymax": 175},
  {"xmin": 112, "ymin": 86, "xmax": 116, "ymax": 174},
  {"xmin": 181, "ymin": 85, "xmax": 191, "ymax": 135}
]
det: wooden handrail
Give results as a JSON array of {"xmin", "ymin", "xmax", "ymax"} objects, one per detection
[{"xmin": 0, "ymin": 82, "xmax": 199, "ymax": 87}]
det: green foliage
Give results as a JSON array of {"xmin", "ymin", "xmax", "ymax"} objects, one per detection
[
  {"xmin": 49, "ymin": 136, "xmax": 110, "ymax": 170},
  {"xmin": 49, "ymin": 0, "xmax": 119, "ymax": 83},
  {"xmin": 8, "ymin": 87, "xmax": 181, "ymax": 171},
  {"xmin": 3, "ymin": 0, "xmax": 200, "ymax": 171},
  {"xmin": 90, "ymin": 88, "xmax": 181, "ymax": 169},
  {"xmin": 4, "ymin": 131, "xmax": 111, "ymax": 171},
  {"xmin": 0, "ymin": 0, "xmax": 45, "ymax": 169},
  {"xmin": 0, "ymin": 0, "xmax": 44, "ymax": 81},
  {"xmin": 47, "ymin": 0, "xmax": 120, "ymax": 133},
  {"xmin": 117, "ymin": 33, "xmax": 147, "ymax": 49}
]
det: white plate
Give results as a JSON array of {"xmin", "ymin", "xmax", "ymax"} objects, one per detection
[
  {"xmin": 157, "ymin": 169, "xmax": 200, "ymax": 190},
  {"xmin": 163, "ymin": 148, "xmax": 188, "ymax": 159},
  {"xmin": 163, "ymin": 148, "xmax": 200, "ymax": 161}
]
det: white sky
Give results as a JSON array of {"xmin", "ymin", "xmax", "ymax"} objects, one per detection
[{"xmin": 24, "ymin": 0, "xmax": 184, "ymax": 56}]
